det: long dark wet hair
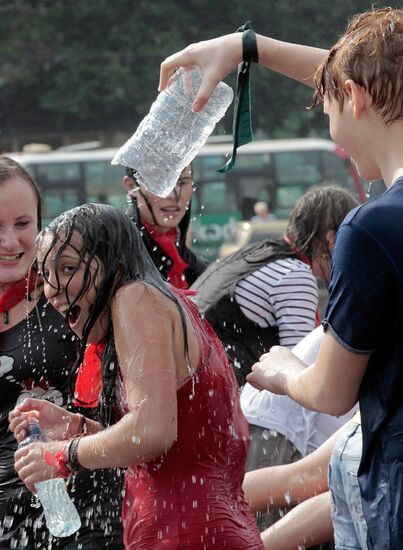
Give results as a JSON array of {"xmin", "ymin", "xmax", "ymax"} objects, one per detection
[
  {"xmin": 285, "ymin": 185, "xmax": 358, "ymax": 261},
  {"xmin": 36, "ymin": 203, "xmax": 189, "ymax": 426}
]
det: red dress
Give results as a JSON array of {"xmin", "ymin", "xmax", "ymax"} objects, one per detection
[{"xmin": 120, "ymin": 290, "xmax": 263, "ymax": 549}]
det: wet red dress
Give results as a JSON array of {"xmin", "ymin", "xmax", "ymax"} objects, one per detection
[{"xmin": 120, "ymin": 290, "xmax": 263, "ymax": 549}]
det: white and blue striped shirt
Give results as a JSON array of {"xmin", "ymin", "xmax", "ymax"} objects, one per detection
[{"xmin": 234, "ymin": 257, "xmax": 318, "ymax": 348}]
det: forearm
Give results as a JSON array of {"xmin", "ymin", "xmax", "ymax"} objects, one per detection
[
  {"xmin": 244, "ymin": 465, "xmax": 328, "ymax": 513},
  {"xmin": 243, "ymin": 444, "xmax": 330, "ymax": 512},
  {"xmin": 220, "ymin": 32, "xmax": 328, "ymax": 88},
  {"xmin": 67, "ymin": 412, "xmax": 102, "ymax": 438},
  {"xmin": 286, "ymin": 367, "xmax": 330, "ymax": 412},
  {"xmin": 256, "ymin": 35, "xmax": 328, "ymax": 88},
  {"xmin": 76, "ymin": 409, "xmax": 176, "ymax": 470},
  {"xmin": 261, "ymin": 491, "xmax": 333, "ymax": 550},
  {"xmin": 286, "ymin": 365, "xmax": 358, "ymax": 416}
]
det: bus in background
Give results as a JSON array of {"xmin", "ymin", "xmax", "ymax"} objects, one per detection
[
  {"xmin": 191, "ymin": 138, "xmax": 366, "ymax": 260},
  {"xmin": 9, "ymin": 148, "xmax": 127, "ymax": 227},
  {"xmin": 8, "ymin": 138, "xmax": 366, "ymax": 260}
]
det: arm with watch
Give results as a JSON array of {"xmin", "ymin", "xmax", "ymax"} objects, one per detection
[
  {"xmin": 9, "ymin": 397, "xmax": 102, "ymax": 488},
  {"xmin": 159, "ymin": 24, "xmax": 328, "ymax": 112}
]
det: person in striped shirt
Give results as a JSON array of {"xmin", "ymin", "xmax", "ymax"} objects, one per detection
[{"xmin": 193, "ymin": 185, "xmax": 357, "ymax": 533}]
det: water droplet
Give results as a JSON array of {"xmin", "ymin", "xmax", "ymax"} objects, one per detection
[
  {"xmin": 3, "ymin": 516, "xmax": 14, "ymax": 528},
  {"xmin": 283, "ymin": 491, "xmax": 292, "ymax": 505}
]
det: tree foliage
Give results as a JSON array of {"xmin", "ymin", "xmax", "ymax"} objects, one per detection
[{"xmin": 0, "ymin": 0, "xmax": 398, "ymax": 148}]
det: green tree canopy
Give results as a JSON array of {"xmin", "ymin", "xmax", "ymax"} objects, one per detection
[{"xmin": 0, "ymin": 0, "xmax": 397, "ymax": 149}]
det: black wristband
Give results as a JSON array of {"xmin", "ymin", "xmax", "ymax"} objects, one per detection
[
  {"xmin": 237, "ymin": 21, "xmax": 259, "ymax": 64},
  {"xmin": 242, "ymin": 28, "xmax": 259, "ymax": 63}
]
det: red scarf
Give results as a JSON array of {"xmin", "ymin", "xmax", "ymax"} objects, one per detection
[
  {"xmin": 74, "ymin": 341, "xmax": 106, "ymax": 408},
  {"xmin": 142, "ymin": 220, "xmax": 189, "ymax": 289},
  {"xmin": 0, "ymin": 270, "xmax": 40, "ymax": 327}
]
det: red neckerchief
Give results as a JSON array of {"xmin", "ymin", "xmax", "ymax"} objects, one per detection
[
  {"xmin": 284, "ymin": 236, "xmax": 320, "ymax": 326},
  {"xmin": 0, "ymin": 270, "xmax": 40, "ymax": 327},
  {"xmin": 74, "ymin": 340, "xmax": 106, "ymax": 408},
  {"xmin": 142, "ymin": 219, "xmax": 189, "ymax": 289}
]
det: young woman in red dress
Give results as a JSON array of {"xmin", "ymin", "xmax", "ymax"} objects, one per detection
[{"xmin": 10, "ymin": 203, "xmax": 263, "ymax": 549}]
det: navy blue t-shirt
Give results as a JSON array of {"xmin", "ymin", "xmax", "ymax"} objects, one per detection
[{"xmin": 323, "ymin": 177, "xmax": 403, "ymax": 550}]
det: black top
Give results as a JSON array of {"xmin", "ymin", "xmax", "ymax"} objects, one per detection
[
  {"xmin": 0, "ymin": 299, "xmax": 123, "ymax": 549},
  {"xmin": 324, "ymin": 177, "xmax": 403, "ymax": 550}
]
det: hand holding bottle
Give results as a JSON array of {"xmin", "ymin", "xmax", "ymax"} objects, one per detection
[
  {"xmin": 159, "ymin": 33, "xmax": 242, "ymax": 112},
  {"xmin": 14, "ymin": 436, "xmax": 65, "ymax": 490},
  {"xmin": 9, "ymin": 397, "xmax": 80, "ymax": 444},
  {"xmin": 15, "ymin": 416, "xmax": 81, "ymax": 537}
]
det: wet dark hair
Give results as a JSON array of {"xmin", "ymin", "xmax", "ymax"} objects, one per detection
[
  {"xmin": 285, "ymin": 185, "xmax": 358, "ymax": 260},
  {"xmin": 36, "ymin": 203, "xmax": 188, "ymax": 425},
  {"xmin": 311, "ymin": 8, "xmax": 403, "ymax": 124},
  {"xmin": 0, "ymin": 156, "xmax": 42, "ymax": 229}
]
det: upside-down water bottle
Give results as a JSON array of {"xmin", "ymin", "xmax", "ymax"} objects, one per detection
[
  {"xmin": 111, "ymin": 67, "xmax": 234, "ymax": 197},
  {"xmin": 20, "ymin": 417, "xmax": 81, "ymax": 538}
]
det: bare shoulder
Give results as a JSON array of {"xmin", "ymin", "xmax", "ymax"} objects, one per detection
[{"xmin": 112, "ymin": 282, "xmax": 179, "ymax": 323}]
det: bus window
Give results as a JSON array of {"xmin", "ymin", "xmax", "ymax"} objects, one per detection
[
  {"xmin": 35, "ymin": 161, "xmax": 81, "ymax": 184},
  {"xmin": 276, "ymin": 185, "xmax": 304, "ymax": 211},
  {"xmin": 191, "ymin": 179, "xmax": 241, "ymax": 261},
  {"xmin": 196, "ymin": 180, "xmax": 237, "ymax": 213},
  {"xmin": 320, "ymin": 151, "xmax": 360, "ymax": 200},
  {"xmin": 234, "ymin": 174, "xmax": 274, "ymax": 220},
  {"xmin": 235, "ymin": 152, "xmax": 272, "ymax": 170},
  {"xmin": 273, "ymin": 150, "xmax": 321, "ymax": 217},
  {"xmin": 274, "ymin": 150, "xmax": 321, "ymax": 186},
  {"xmin": 30, "ymin": 162, "xmax": 85, "ymax": 226},
  {"xmin": 42, "ymin": 188, "xmax": 81, "ymax": 226},
  {"xmin": 84, "ymin": 161, "xmax": 125, "ymax": 209}
]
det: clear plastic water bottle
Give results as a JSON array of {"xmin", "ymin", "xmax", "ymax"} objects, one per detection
[
  {"xmin": 111, "ymin": 67, "xmax": 234, "ymax": 197},
  {"xmin": 20, "ymin": 418, "xmax": 81, "ymax": 538}
]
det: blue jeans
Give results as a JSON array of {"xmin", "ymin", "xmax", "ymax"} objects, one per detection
[{"xmin": 328, "ymin": 422, "xmax": 367, "ymax": 550}]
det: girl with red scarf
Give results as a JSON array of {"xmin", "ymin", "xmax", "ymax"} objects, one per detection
[{"xmin": 0, "ymin": 157, "xmax": 123, "ymax": 549}]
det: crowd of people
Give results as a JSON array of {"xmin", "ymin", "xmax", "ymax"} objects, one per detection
[{"xmin": 1, "ymin": 5, "xmax": 402, "ymax": 550}]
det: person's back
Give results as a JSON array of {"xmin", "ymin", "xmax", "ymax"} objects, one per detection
[
  {"xmin": 193, "ymin": 186, "xmax": 357, "ymax": 533},
  {"xmin": 324, "ymin": 181, "xmax": 403, "ymax": 547},
  {"xmin": 121, "ymin": 289, "xmax": 262, "ymax": 549}
]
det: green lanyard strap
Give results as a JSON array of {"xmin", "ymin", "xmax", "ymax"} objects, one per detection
[{"xmin": 218, "ymin": 21, "xmax": 259, "ymax": 174}]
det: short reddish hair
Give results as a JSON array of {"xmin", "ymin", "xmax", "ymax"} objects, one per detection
[{"xmin": 311, "ymin": 7, "xmax": 403, "ymax": 124}]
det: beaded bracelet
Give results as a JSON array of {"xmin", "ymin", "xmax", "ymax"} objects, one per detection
[{"xmin": 65, "ymin": 435, "xmax": 84, "ymax": 473}]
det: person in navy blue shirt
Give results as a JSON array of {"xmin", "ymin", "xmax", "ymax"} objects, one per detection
[{"xmin": 158, "ymin": 6, "xmax": 403, "ymax": 549}]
